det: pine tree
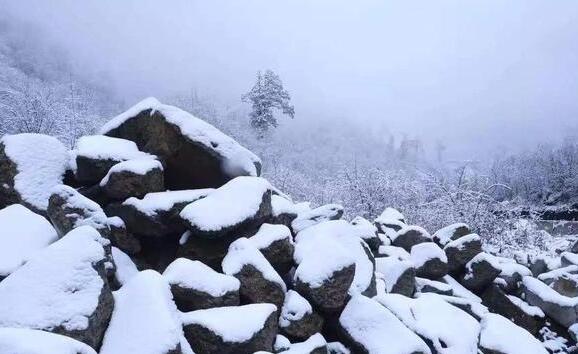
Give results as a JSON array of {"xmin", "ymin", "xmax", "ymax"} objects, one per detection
[{"xmin": 242, "ymin": 70, "xmax": 294, "ymax": 137}]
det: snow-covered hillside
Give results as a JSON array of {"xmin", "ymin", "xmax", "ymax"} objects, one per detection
[{"xmin": 0, "ymin": 99, "xmax": 577, "ymax": 354}]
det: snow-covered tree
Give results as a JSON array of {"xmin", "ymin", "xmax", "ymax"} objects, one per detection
[{"xmin": 242, "ymin": 70, "xmax": 294, "ymax": 137}]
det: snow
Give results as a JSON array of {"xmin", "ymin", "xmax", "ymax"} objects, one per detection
[
  {"xmin": 0, "ymin": 226, "xmax": 106, "ymax": 332},
  {"xmin": 163, "ymin": 258, "xmax": 240, "ymax": 297},
  {"xmin": 377, "ymin": 245, "xmax": 410, "ymax": 260},
  {"xmin": 0, "ymin": 327, "xmax": 97, "ymax": 354},
  {"xmin": 100, "ymin": 270, "xmax": 183, "ymax": 354},
  {"xmin": 271, "ymin": 194, "xmax": 311, "ymax": 217},
  {"xmin": 410, "ymin": 242, "xmax": 447, "ymax": 268},
  {"xmin": 432, "ymin": 223, "xmax": 469, "ymax": 245},
  {"xmin": 391, "ymin": 225, "xmax": 431, "ymax": 243},
  {"xmin": 464, "ymin": 252, "xmax": 500, "ymax": 279},
  {"xmin": 375, "ymin": 293, "xmax": 480, "ymax": 354},
  {"xmin": 274, "ymin": 334, "xmax": 291, "ymax": 352},
  {"xmin": 180, "ymin": 176, "xmax": 271, "ymax": 232},
  {"xmin": 0, "ymin": 204, "xmax": 58, "ymax": 277},
  {"xmin": 327, "ymin": 341, "xmax": 351, "ymax": 354},
  {"xmin": 415, "ymin": 277, "xmax": 452, "ymax": 294},
  {"xmin": 444, "ymin": 233, "xmax": 480, "ymax": 251},
  {"xmin": 442, "ymin": 275, "xmax": 482, "ymax": 302},
  {"xmin": 100, "ymin": 157, "xmax": 162, "ymax": 186},
  {"xmin": 222, "ymin": 237, "xmax": 286, "ymax": 291},
  {"xmin": 181, "ymin": 303, "xmax": 277, "ymax": 343},
  {"xmin": 283, "ymin": 333, "xmax": 326, "ymax": 353},
  {"xmin": 111, "ymin": 247, "xmax": 138, "ymax": 286},
  {"xmin": 479, "ymin": 313, "xmax": 548, "ymax": 354},
  {"xmin": 350, "ymin": 216, "xmax": 378, "ymax": 241},
  {"xmin": 339, "ymin": 295, "xmax": 431, "ymax": 354},
  {"xmin": 123, "ymin": 189, "xmax": 213, "ymax": 217},
  {"xmin": 375, "ymin": 257, "xmax": 414, "ymax": 293},
  {"xmin": 74, "ymin": 135, "xmax": 150, "ymax": 162},
  {"xmin": 561, "ymin": 251, "xmax": 578, "ymax": 266},
  {"xmin": 522, "ymin": 276, "xmax": 578, "ymax": 307},
  {"xmin": 51, "ymin": 184, "xmax": 108, "ymax": 231},
  {"xmin": 506, "ymin": 295, "xmax": 545, "ymax": 318},
  {"xmin": 537, "ymin": 265, "xmax": 578, "ymax": 284},
  {"xmin": 250, "ymin": 223, "xmax": 293, "ymax": 250},
  {"xmin": 490, "ymin": 255, "xmax": 532, "ymax": 278},
  {"xmin": 279, "ymin": 290, "xmax": 313, "ymax": 328},
  {"xmin": 291, "ymin": 204, "xmax": 344, "ymax": 233},
  {"xmin": 375, "ymin": 207, "xmax": 405, "ymax": 224},
  {"xmin": 100, "ymin": 97, "xmax": 261, "ymax": 177},
  {"xmin": 294, "ymin": 220, "xmax": 372, "ymax": 294},
  {"xmin": 1, "ymin": 133, "xmax": 67, "ymax": 210},
  {"xmin": 435, "ymin": 295, "xmax": 489, "ymax": 320}
]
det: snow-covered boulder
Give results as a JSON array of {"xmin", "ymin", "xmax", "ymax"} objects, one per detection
[
  {"xmin": 350, "ymin": 216, "xmax": 380, "ymax": 252},
  {"xmin": 491, "ymin": 256, "xmax": 532, "ymax": 293},
  {"xmin": 441, "ymin": 275, "xmax": 482, "ymax": 303},
  {"xmin": 561, "ymin": 252, "xmax": 578, "ymax": 267},
  {"xmin": 101, "ymin": 97, "xmax": 261, "ymax": 190},
  {"xmin": 100, "ymin": 270, "xmax": 184, "ymax": 354},
  {"xmin": 376, "ymin": 293, "xmax": 480, "ymax": 354},
  {"xmin": 538, "ymin": 265, "xmax": 578, "ymax": 297},
  {"xmin": 99, "ymin": 158, "xmax": 164, "ymax": 201},
  {"xmin": 0, "ymin": 226, "xmax": 113, "ymax": 349},
  {"xmin": 327, "ymin": 341, "xmax": 351, "ymax": 354},
  {"xmin": 270, "ymin": 195, "xmax": 311, "ymax": 227},
  {"xmin": 107, "ymin": 189, "xmax": 212, "ymax": 238},
  {"xmin": 432, "ymin": 223, "xmax": 471, "ymax": 247},
  {"xmin": 0, "ymin": 133, "xmax": 67, "ymax": 213},
  {"xmin": 522, "ymin": 276, "xmax": 578, "ymax": 328},
  {"xmin": 481, "ymin": 284, "xmax": 545, "ymax": 336},
  {"xmin": 182, "ymin": 303, "xmax": 278, "ymax": 354},
  {"xmin": 249, "ymin": 223, "xmax": 295, "ymax": 275},
  {"xmin": 0, "ymin": 204, "xmax": 58, "ymax": 279},
  {"xmin": 375, "ymin": 257, "xmax": 415, "ymax": 297},
  {"xmin": 291, "ymin": 203, "xmax": 344, "ymax": 233},
  {"xmin": 283, "ymin": 333, "xmax": 327, "ymax": 354},
  {"xmin": 436, "ymin": 294, "xmax": 488, "ymax": 321},
  {"xmin": 415, "ymin": 277, "xmax": 453, "ymax": 296},
  {"xmin": 180, "ymin": 176, "xmax": 272, "ymax": 239},
  {"xmin": 338, "ymin": 295, "xmax": 431, "ymax": 354},
  {"xmin": 391, "ymin": 225, "xmax": 432, "ymax": 252},
  {"xmin": 0, "ymin": 327, "xmax": 97, "ymax": 354},
  {"xmin": 222, "ymin": 237, "xmax": 286, "ymax": 308},
  {"xmin": 72, "ymin": 135, "xmax": 152, "ymax": 185},
  {"xmin": 377, "ymin": 245, "xmax": 410, "ymax": 260},
  {"xmin": 280, "ymin": 290, "xmax": 324, "ymax": 342},
  {"xmin": 410, "ymin": 242, "xmax": 448, "ymax": 279},
  {"xmin": 460, "ymin": 252, "xmax": 501, "ymax": 292},
  {"xmin": 375, "ymin": 207, "xmax": 405, "ymax": 226},
  {"xmin": 443, "ymin": 233, "xmax": 482, "ymax": 274},
  {"xmin": 163, "ymin": 258, "xmax": 240, "ymax": 311},
  {"xmin": 111, "ymin": 246, "xmax": 139, "ymax": 287},
  {"xmin": 478, "ymin": 313, "xmax": 548, "ymax": 354}
]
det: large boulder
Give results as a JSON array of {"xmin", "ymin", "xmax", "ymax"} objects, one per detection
[
  {"xmin": 410, "ymin": 242, "xmax": 448, "ymax": 279},
  {"xmin": 478, "ymin": 313, "xmax": 548, "ymax": 354},
  {"xmin": 99, "ymin": 158, "xmax": 164, "ymax": 201},
  {"xmin": 100, "ymin": 97, "xmax": 261, "ymax": 190},
  {"xmin": 163, "ymin": 258, "xmax": 240, "ymax": 311},
  {"xmin": 182, "ymin": 303, "xmax": 278, "ymax": 354},
  {"xmin": 443, "ymin": 234, "xmax": 482, "ymax": 274},
  {"xmin": 375, "ymin": 257, "xmax": 416, "ymax": 297},
  {"xmin": 0, "ymin": 134, "xmax": 67, "ymax": 213},
  {"xmin": 279, "ymin": 290, "xmax": 324, "ymax": 342},
  {"xmin": 248, "ymin": 223, "xmax": 295, "ymax": 276},
  {"xmin": 100, "ymin": 270, "xmax": 184, "ymax": 354},
  {"xmin": 0, "ymin": 204, "xmax": 58, "ymax": 279},
  {"xmin": 522, "ymin": 276, "xmax": 578, "ymax": 328},
  {"xmin": 222, "ymin": 238, "xmax": 286, "ymax": 308},
  {"xmin": 391, "ymin": 225, "xmax": 432, "ymax": 252},
  {"xmin": 72, "ymin": 135, "xmax": 152, "ymax": 185},
  {"xmin": 0, "ymin": 226, "xmax": 113, "ymax": 350},
  {"xmin": 0, "ymin": 327, "xmax": 97, "ymax": 354},
  {"xmin": 460, "ymin": 253, "xmax": 501, "ymax": 292}
]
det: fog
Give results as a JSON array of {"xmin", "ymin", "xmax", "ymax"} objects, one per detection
[{"xmin": 2, "ymin": 0, "xmax": 578, "ymax": 158}]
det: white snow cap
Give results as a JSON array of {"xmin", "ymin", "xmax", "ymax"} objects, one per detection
[
  {"xmin": 376, "ymin": 293, "xmax": 480, "ymax": 354},
  {"xmin": 479, "ymin": 313, "xmax": 548, "ymax": 354},
  {"xmin": 280, "ymin": 290, "xmax": 314, "ymax": 328},
  {"xmin": 250, "ymin": 223, "xmax": 293, "ymax": 250},
  {"xmin": 74, "ymin": 135, "xmax": 150, "ymax": 162},
  {"xmin": 0, "ymin": 204, "xmax": 58, "ymax": 277},
  {"xmin": 0, "ymin": 327, "xmax": 97, "ymax": 354},
  {"xmin": 181, "ymin": 303, "xmax": 277, "ymax": 343},
  {"xmin": 378, "ymin": 245, "xmax": 411, "ymax": 260},
  {"xmin": 375, "ymin": 207, "xmax": 405, "ymax": 224},
  {"xmin": 100, "ymin": 158, "xmax": 162, "ymax": 186},
  {"xmin": 410, "ymin": 242, "xmax": 447, "ymax": 268},
  {"xmin": 163, "ymin": 258, "xmax": 240, "ymax": 297},
  {"xmin": 111, "ymin": 247, "xmax": 139, "ymax": 286},
  {"xmin": 51, "ymin": 184, "xmax": 109, "ymax": 231},
  {"xmin": 180, "ymin": 176, "xmax": 271, "ymax": 232},
  {"xmin": 100, "ymin": 270, "xmax": 183, "ymax": 354},
  {"xmin": 441, "ymin": 275, "xmax": 482, "ymax": 302},
  {"xmin": 271, "ymin": 194, "xmax": 311, "ymax": 217},
  {"xmin": 100, "ymin": 97, "xmax": 261, "ymax": 177},
  {"xmin": 339, "ymin": 295, "xmax": 431, "ymax": 354},
  {"xmin": 391, "ymin": 225, "xmax": 432, "ymax": 243},
  {"xmin": 123, "ymin": 189, "xmax": 213, "ymax": 217},
  {"xmin": 294, "ymin": 220, "xmax": 373, "ymax": 294},
  {"xmin": 375, "ymin": 257, "xmax": 414, "ymax": 293},
  {"xmin": 284, "ymin": 333, "xmax": 327, "ymax": 354},
  {"xmin": 0, "ymin": 226, "xmax": 106, "ymax": 332},
  {"xmin": 1, "ymin": 134, "xmax": 67, "ymax": 210},
  {"xmin": 291, "ymin": 204, "xmax": 343, "ymax": 233},
  {"xmin": 222, "ymin": 237, "xmax": 286, "ymax": 291},
  {"xmin": 350, "ymin": 216, "xmax": 378, "ymax": 240},
  {"xmin": 432, "ymin": 223, "xmax": 469, "ymax": 245}
]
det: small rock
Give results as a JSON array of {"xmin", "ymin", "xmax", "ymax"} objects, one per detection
[
  {"xmin": 249, "ymin": 223, "xmax": 295, "ymax": 276},
  {"xmin": 100, "ymin": 158, "xmax": 164, "ymax": 201},
  {"xmin": 279, "ymin": 290, "xmax": 324, "ymax": 342}
]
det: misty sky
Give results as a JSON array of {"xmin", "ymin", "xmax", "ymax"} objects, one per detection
[{"xmin": 2, "ymin": 0, "xmax": 578, "ymax": 158}]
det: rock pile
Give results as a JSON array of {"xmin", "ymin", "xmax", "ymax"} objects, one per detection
[{"xmin": 0, "ymin": 98, "xmax": 576, "ymax": 354}]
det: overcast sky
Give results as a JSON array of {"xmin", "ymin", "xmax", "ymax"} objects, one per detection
[{"xmin": 2, "ymin": 0, "xmax": 578, "ymax": 158}]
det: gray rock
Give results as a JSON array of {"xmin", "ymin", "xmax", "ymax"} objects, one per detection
[
  {"xmin": 391, "ymin": 226, "xmax": 432, "ymax": 252},
  {"xmin": 460, "ymin": 253, "xmax": 501, "ymax": 292},
  {"xmin": 100, "ymin": 159, "xmax": 164, "ymax": 201},
  {"xmin": 444, "ymin": 234, "xmax": 482, "ymax": 274},
  {"xmin": 279, "ymin": 290, "xmax": 324, "ymax": 342}
]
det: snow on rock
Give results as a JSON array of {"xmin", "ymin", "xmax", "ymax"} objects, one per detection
[
  {"xmin": 415, "ymin": 277, "xmax": 453, "ymax": 296},
  {"xmin": 291, "ymin": 203, "xmax": 344, "ymax": 233},
  {"xmin": 249, "ymin": 223, "xmax": 294, "ymax": 275},
  {"xmin": 350, "ymin": 216, "xmax": 380, "ymax": 252},
  {"xmin": 124, "ymin": 189, "xmax": 213, "ymax": 217},
  {"xmin": 100, "ymin": 270, "xmax": 183, "ymax": 354},
  {"xmin": 479, "ymin": 313, "xmax": 548, "ymax": 354},
  {"xmin": 432, "ymin": 223, "xmax": 471, "ymax": 246},
  {"xmin": 280, "ymin": 290, "xmax": 324, "ymax": 341},
  {"xmin": 461, "ymin": 252, "xmax": 501, "ymax": 291},
  {"xmin": 441, "ymin": 275, "xmax": 482, "ymax": 302},
  {"xmin": 377, "ymin": 245, "xmax": 410, "ymax": 260},
  {"xmin": 182, "ymin": 303, "xmax": 278, "ymax": 354},
  {"xmin": 0, "ymin": 204, "xmax": 58, "ymax": 278},
  {"xmin": 111, "ymin": 247, "xmax": 139, "ymax": 287},
  {"xmin": 0, "ymin": 226, "xmax": 112, "ymax": 349},
  {"xmin": 561, "ymin": 252, "xmax": 578, "ymax": 267},
  {"xmin": 338, "ymin": 295, "xmax": 431, "ymax": 354},
  {"xmin": 410, "ymin": 242, "xmax": 448, "ymax": 279},
  {"xmin": 522, "ymin": 275, "xmax": 578, "ymax": 327},
  {"xmin": 327, "ymin": 341, "xmax": 351, "ymax": 354},
  {"xmin": 163, "ymin": 258, "xmax": 240, "ymax": 311},
  {"xmin": 391, "ymin": 225, "xmax": 432, "ymax": 252},
  {"xmin": 100, "ymin": 97, "xmax": 261, "ymax": 190},
  {"xmin": 180, "ymin": 176, "xmax": 272, "ymax": 238},
  {"xmin": 376, "ymin": 293, "xmax": 480, "ymax": 354},
  {"xmin": 375, "ymin": 207, "xmax": 405, "ymax": 224},
  {"xmin": 283, "ymin": 333, "xmax": 327, "ymax": 354},
  {"xmin": 250, "ymin": 223, "xmax": 293, "ymax": 250},
  {"xmin": 375, "ymin": 257, "xmax": 415, "ymax": 297},
  {"xmin": 443, "ymin": 233, "xmax": 482, "ymax": 274},
  {"xmin": 0, "ymin": 133, "xmax": 67, "ymax": 212},
  {"xmin": 271, "ymin": 194, "xmax": 311, "ymax": 226},
  {"xmin": 100, "ymin": 158, "xmax": 164, "ymax": 200},
  {"xmin": 0, "ymin": 327, "xmax": 97, "ymax": 354},
  {"xmin": 222, "ymin": 237, "xmax": 286, "ymax": 307},
  {"xmin": 100, "ymin": 158, "xmax": 162, "ymax": 186},
  {"xmin": 435, "ymin": 294, "xmax": 489, "ymax": 321}
]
